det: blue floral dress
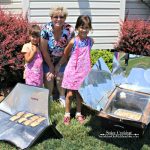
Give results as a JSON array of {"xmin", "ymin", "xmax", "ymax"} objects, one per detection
[{"xmin": 41, "ymin": 22, "xmax": 75, "ymax": 73}]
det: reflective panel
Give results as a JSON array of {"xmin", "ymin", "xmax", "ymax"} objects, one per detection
[
  {"xmin": 79, "ymin": 58, "xmax": 115, "ymax": 111},
  {"xmin": 0, "ymin": 83, "xmax": 61, "ymax": 149},
  {"xmin": 116, "ymin": 53, "xmax": 150, "ymax": 93},
  {"xmin": 127, "ymin": 68, "xmax": 150, "ymax": 90},
  {"xmin": 79, "ymin": 52, "xmax": 150, "ymax": 111},
  {"xmin": 92, "ymin": 57, "xmax": 111, "ymax": 73},
  {"xmin": 112, "ymin": 56, "xmax": 127, "ymax": 85}
]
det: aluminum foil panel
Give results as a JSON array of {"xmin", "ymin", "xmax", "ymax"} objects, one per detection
[
  {"xmin": 79, "ymin": 58, "xmax": 115, "ymax": 111},
  {"xmin": 0, "ymin": 83, "xmax": 55, "ymax": 149},
  {"xmin": 79, "ymin": 53, "xmax": 150, "ymax": 111}
]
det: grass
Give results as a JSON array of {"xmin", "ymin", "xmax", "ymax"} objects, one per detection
[
  {"xmin": 119, "ymin": 54, "xmax": 150, "ymax": 76},
  {"xmin": 0, "ymin": 54, "xmax": 150, "ymax": 150},
  {"xmin": 0, "ymin": 101, "xmax": 150, "ymax": 150}
]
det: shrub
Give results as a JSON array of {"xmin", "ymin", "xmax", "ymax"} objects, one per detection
[
  {"xmin": 0, "ymin": 8, "xmax": 30, "ymax": 89},
  {"xmin": 90, "ymin": 49, "xmax": 113, "ymax": 70},
  {"xmin": 114, "ymin": 20, "xmax": 150, "ymax": 56}
]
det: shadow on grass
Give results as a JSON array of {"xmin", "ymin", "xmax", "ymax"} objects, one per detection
[
  {"xmin": 31, "ymin": 124, "xmax": 63, "ymax": 148},
  {"xmin": 70, "ymin": 102, "xmax": 97, "ymax": 118},
  {"xmin": 82, "ymin": 105, "xmax": 150, "ymax": 150}
]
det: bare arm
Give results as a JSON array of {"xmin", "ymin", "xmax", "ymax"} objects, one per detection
[
  {"xmin": 59, "ymin": 38, "xmax": 74, "ymax": 65},
  {"xmin": 40, "ymin": 37, "xmax": 54, "ymax": 73},
  {"xmin": 55, "ymin": 38, "xmax": 74, "ymax": 73},
  {"xmin": 24, "ymin": 45, "xmax": 37, "ymax": 63}
]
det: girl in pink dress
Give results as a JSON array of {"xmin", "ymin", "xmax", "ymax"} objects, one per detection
[
  {"xmin": 55, "ymin": 15, "xmax": 94, "ymax": 125},
  {"xmin": 21, "ymin": 25, "xmax": 43, "ymax": 87}
]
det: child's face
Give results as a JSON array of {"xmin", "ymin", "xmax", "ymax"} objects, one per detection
[
  {"xmin": 30, "ymin": 35, "xmax": 40, "ymax": 45},
  {"xmin": 78, "ymin": 24, "xmax": 90, "ymax": 39}
]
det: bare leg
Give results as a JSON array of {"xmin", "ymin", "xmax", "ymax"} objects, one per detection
[
  {"xmin": 63, "ymin": 90, "xmax": 73, "ymax": 125},
  {"xmin": 65, "ymin": 90, "xmax": 74, "ymax": 113},
  {"xmin": 43, "ymin": 73, "xmax": 54, "ymax": 98},
  {"xmin": 75, "ymin": 91, "xmax": 85, "ymax": 124},
  {"xmin": 75, "ymin": 91, "xmax": 83, "ymax": 113},
  {"xmin": 56, "ymin": 75, "xmax": 65, "ymax": 97},
  {"xmin": 56, "ymin": 74, "xmax": 66, "ymax": 106}
]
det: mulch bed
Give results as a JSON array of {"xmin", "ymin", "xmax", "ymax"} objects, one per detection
[{"xmin": 0, "ymin": 87, "xmax": 13, "ymax": 102}]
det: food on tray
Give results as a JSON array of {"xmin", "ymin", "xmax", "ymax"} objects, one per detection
[
  {"xmin": 29, "ymin": 115, "xmax": 40, "ymax": 120},
  {"xmin": 23, "ymin": 116, "xmax": 46, "ymax": 127},
  {"xmin": 17, "ymin": 112, "xmax": 25, "ymax": 116},
  {"xmin": 17, "ymin": 117, "xmax": 27, "ymax": 123},
  {"xmin": 35, "ymin": 117, "xmax": 46, "ymax": 123},
  {"xmin": 30, "ymin": 117, "xmax": 46, "ymax": 127},
  {"xmin": 23, "ymin": 119, "xmax": 34, "ymax": 126},
  {"xmin": 23, "ymin": 113, "xmax": 34, "ymax": 118},
  {"xmin": 23, "ymin": 115, "xmax": 39, "ymax": 126},
  {"xmin": 30, "ymin": 121, "xmax": 40, "ymax": 127},
  {"xmin": 10, "ymin": 116, "xmax": 20, "ymax": 121},
  {"xmin": 114, "ymin": 109, "xmax": 142, "ymax": 121},
  {"xmin": 10, "ymin": 111, "xmax": 46, "ymax": 127},
  {"xmin": 10, "ymin": 112, "xmax": 25, "ymax": 121}
]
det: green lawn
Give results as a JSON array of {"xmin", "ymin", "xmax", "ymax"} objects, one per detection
[
  {"xmin": 119, "ymin": 55, "xmax": 150, "ymax": 76},
  {"xmin": 0, "ymin": 101, "xmax": 150, "ymax": 150}
]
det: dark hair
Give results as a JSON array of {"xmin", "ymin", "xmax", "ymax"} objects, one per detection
[
  {"xmin": 29, "ymin": 24, "xmax": 41, "ymax": 37},
  {"xmin": 75, "ymin": 15, "xmax": 92, "ymax": 30}
]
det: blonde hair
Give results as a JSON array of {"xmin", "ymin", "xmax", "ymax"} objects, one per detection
[{"xmin": 49, "ymin": 6, "xmax": 68, "ymax": 18}]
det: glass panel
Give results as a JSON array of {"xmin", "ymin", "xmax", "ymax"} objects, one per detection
[{"xmin": 105, "ymin": 87, "xmax": 150, "ymax": 122}]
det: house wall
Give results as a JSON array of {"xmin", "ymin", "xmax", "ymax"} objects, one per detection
[
  {"xmin": 126, "ymin": 0, "xmax": 150, "ymax": 20},
  {"xmin": 0, "ymin": 0, "xmax": 23, "ymax": 14}
]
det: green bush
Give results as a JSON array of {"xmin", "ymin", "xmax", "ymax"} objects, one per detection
[
  {"xmin": 90, "ymin": 49, "xmax": 113, "ymax": 70},
  {"xmin": 115, "ymin": 20, "xmax": 150, "ymax": 56}
]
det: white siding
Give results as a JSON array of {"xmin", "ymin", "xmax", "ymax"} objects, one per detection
[
  {"xmin": 29, "ymin": 0, "xmax": 126, "ymax": 50},
  {"xmin": 0, "ymin": 0, "xmax": 22, "ymax": 14},
  {"xmin": 126, "ymin": 0, "xmax": 150, "ymax": 20}
]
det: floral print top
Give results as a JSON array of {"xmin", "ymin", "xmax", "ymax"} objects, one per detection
[{"xmin": 41, "ymin": 22, "xmax": 75, "ymax": 57}]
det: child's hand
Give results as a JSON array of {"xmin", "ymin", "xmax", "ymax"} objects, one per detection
[
  {"xmin": 46, "ymin": 65, "xmax": 55, "ymax": 81},
  {"xmin": 46, "ymin": 72, "xmax": 54, "ymax": 81},
  {"xmin": 31, "ymin": 45, "xmax": 38, "ymax": 53}
]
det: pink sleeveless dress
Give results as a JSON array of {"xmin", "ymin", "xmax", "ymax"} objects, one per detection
[
  {"xmin": 22, "ymin": 43, "xmax": 43, "ymax": 87},
  {"xmin": 62, "ymin": 37, "xmax": 93, "ymax": 90}
]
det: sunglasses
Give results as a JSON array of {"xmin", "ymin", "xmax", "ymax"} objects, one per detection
[{"xmin": 53, "ymin": 16, "xmax": 65, "ymax": 19}]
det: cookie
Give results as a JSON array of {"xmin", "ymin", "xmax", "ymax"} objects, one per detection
[
  {"xmin": 17, "ymin": 117, "xmax": 27, "ymax": 123},
  {"xmin": 30, "ymin": 117, "xmax": 46, "ymax": 127},
  {"xmin": 10, "ymin": 112, "xmax": 24, "ymax": 121}
]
